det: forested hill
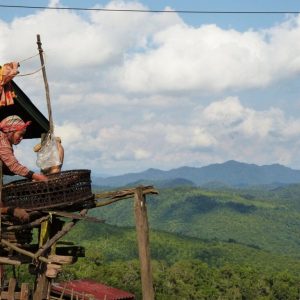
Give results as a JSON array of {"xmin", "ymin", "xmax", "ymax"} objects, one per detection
[
  {"xmin": 71, "ymin": 184, "xmax": 300, "ymax": 298},
  {"xmin": 91, "ymin": 185, "xmax": 300, "ymax": 257},
  {"xmin": 62, "ymin": 221, "xmax": 300, "ymax": 299},
  {"xmin": 92, "ymin": 160, "xmax": 300, "ymax": 187}
]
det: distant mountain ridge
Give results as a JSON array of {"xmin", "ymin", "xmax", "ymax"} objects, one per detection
[{"xmin": 92, "ymin": 160, "xmax": 300, "ymax": 187}]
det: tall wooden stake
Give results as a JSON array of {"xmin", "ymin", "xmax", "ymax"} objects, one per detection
[
  {"xmin": 134, "ymin": 187, "xmax": 155, "ymax": 300},
  {"xmin": 36, "ymin": 34, "xmax": 54, "ymax": 134}
]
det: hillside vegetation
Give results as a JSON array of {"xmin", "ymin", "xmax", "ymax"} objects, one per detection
[
  {"xmin": 42, "ymin": 182, "xmax": 300, "ymax": 299},
  {"xmin": 59, "ymin": 222, "xmax": 300, "ymax": 299},
  {"xmin": 91, "ymin": 185, "xmax": 300, "ymax": 256}
]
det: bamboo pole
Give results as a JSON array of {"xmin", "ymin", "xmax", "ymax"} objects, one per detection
[
  {"xmin": 5, "ymin": 215, "xmax": 50, "ymax": 231},
  {"xmin": 0, "ymin": 257, "xmax": 21, "ymax": 266},
  {"xmin": 134, "ymin": 187, "xmax": 155, "ymax": 300},
  {"xmin": 0, "ymin": 239, "xmax": 50, "ymax": 264},
  {"xmin": 94, "ymin": 185, "xmax": 158, "ymax": 207},
  {"xmin": 36, "ymin": 34, "xmax": 54, "ymax": 134}
]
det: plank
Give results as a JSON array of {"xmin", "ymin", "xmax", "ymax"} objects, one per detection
[
  {"xmin": 7, "ymin": 278, "xmax": 16, "ymax": 300},
  {"xmin": 20, "ymin": 283, "xmax": 29, "ymax": 300}
]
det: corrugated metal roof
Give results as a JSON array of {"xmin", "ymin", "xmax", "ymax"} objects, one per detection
[
  {"xmin": 51, "ymin": 279, "xmax": 135, "ymax": 300},
  {"xmin": 0, "ymin": 81, "xmax": 49, "ymax": 139}
]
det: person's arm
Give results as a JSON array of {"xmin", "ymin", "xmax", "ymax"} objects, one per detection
[
  {"xmin": 0, "ymin": 144, "xmax": 47, "ymax": 181},
  {"xmin": 0, "ymin": 143, "xmax": 30, "ymax": 177}
]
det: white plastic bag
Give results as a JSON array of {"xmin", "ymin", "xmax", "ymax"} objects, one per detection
[{"xmin": 36, "ymin": 133, "xmax": 61, "ymax": 170}]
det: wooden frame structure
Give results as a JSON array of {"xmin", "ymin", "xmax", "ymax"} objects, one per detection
[
  {"xmin": 0, "ymin": 35, "xmax": 157, "ymax": 299},
  {"xmin": 0, "ymin": 185, "xmax": 158, "ymax": 300}
]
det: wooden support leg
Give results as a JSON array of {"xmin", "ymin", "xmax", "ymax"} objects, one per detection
[
  {"xmin": 33, "ymin": 263, "xmax": 49, "ymax": 300},
  {"xmin": 33, "ymin": 219, "xmax": 52, "ymax": 300},
  {"xmin": 0, "ymin": 264, "xmax": 5, "ymax": 288},
  {"xmin": 134, "ymin": 187, "xmax": 155, "ymax": 300},
  {"xmin": 33, "ymin": 216, "xmax": 68, "ymax": 299},
  {"xmin": 7, "ymin": 277, "xmax": 16, "ymax": 300},
  {"xmin": 20, "ymin": 283, "xmax": 30, "ymax": 300}
]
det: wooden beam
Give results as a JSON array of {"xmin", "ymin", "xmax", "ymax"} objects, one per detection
[
  {"xmin": 1, "ymin": 239, "xmax": 50, "ymax": 264},
  {"xmin": 5, "ymin": 215, "xmax": 50, "ymax": 231},
  {"xmin": 43, "ymin": 211, "xmax": 104, "ymax": 223},
  {"xmin": 0, "ymin": 257, "xmax": 21, "ymax": 266},
  {"xmin": 95, "ymin": 185, "xmax": 158, "ymax": 207}
]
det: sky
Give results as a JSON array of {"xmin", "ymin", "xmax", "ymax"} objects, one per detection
[{"xmin": 1, "ymin": 0, "xmax": 300, "ymax": 176}]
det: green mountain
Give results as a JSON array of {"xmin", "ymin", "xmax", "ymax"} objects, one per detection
[
  {"xmin": 92, "ymin": 160, "xmax": 300, "ymax": 187},
  {"xmin": 124, "ymin": 178, "xmax": 195, "ymax": 188},
  {"xmin": 60, "ymin": 222, "xmax": 300, "ymax": 299},
  {"xmin": 92, "ymin": 185, "xmax": 300, "ymax": 256},
  {"xmin": 51, "ymin": 183, "xmax": 300, "ymax": 299},
  {"xmin": 64, "ymin": 222, "xmax": 300, "ymax": 274}
]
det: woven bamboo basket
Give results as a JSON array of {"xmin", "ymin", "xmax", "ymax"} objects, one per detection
[{"xmin": 2, "ymin": 169, "xmax": 95, "ymax": 211}]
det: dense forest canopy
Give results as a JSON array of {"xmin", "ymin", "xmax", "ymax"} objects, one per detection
[{"xmin": 42, "ymin": 184, "xmax": 300, "ymax": 299}]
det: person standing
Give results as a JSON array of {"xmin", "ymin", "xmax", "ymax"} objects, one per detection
[{"xmin": 0, "ymin": 115, "xmax": 48, "ymax": 222}]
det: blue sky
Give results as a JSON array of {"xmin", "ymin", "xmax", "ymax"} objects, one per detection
[
  {"xmin": 1, "ymin": 0, "xmax": 300, "ymax": 175},
  {"xmin": 1, "ymin": 0, "xmax": 299, "ymax": 29}
]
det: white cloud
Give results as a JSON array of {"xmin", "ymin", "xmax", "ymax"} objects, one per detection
[
  {"xmin": 134, "ymin": 148, "xmax": 151, "ymax": 160},
  {"xmin": 55, "ymin": 122, "xmax": 83, "ymax": 145},
  {"xmin": 11, "ymin": 94, "xmax": 300, "ymax": 174},
  {"xmin": 2, "ymin": 1, "xmax": 300, "ymax": 174},
  {"xmin": 4, "ymin": 1, "xmax": 300, "ymax": 97},
  {"xmin": 200, "ymin": 97, "xmax": 288, "ymax": 139},
  {"xmin": 116, "ymin": 17, "xmax": 300, "ymax": 93},
  {"xmin": 202, "ymin": 96, "xmax": 244, "ymax": 123}
]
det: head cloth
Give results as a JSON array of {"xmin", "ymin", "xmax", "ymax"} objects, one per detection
[{"xmin": 0, "ymin": 115, "xmax": 31, "ymax": 133}]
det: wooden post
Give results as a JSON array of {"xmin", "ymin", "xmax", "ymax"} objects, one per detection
[
  {"xmin": 20, "ymin": 283, "xmax": 30, "ymax": 300},
  {"xmin": 33, "ymin": 216, "xmax": 66, "ymax": 300},
  {"xmin": 7, "ymin": 277, "xmax": 16, "ymax": 300},
  {"xmin": 33, "ymin": 219, "xmax": 51, "ymax": 300},
  {"xmin": 33, "ymin": 264, "xmax": 48, "ymax": 300},
  {"xmin": 33, "ymin": 217, "xmax": 60, "ymax": 300},
  {"xmin": 134, "ymin": 187, "xmax": 154, "ymax": 300},
  {"xmin": 36, "ymin": 34, "xmax": 54, "ymax": 134}
]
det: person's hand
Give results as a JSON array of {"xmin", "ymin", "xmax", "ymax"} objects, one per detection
[
  {"xmin": 13, "ymin": 208, "xmax": 29, "ymax": 223},
  {"xmin": 32, "ymin": 173, "xmax": 48, "ymax": 181}
]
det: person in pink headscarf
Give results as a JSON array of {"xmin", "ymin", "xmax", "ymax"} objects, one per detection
[{"xmin": 0, "ymin": 115, "xmax": 47, "ymax": 222}]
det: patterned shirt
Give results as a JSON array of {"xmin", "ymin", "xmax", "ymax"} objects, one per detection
[{"xmin": 0, "ymin": 131, "xmax": 29, "ymax": 177}]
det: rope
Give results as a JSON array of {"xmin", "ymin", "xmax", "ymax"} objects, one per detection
[
  {"xmin": 19, "ymin": 52, "xmax": 40, "ymax": 64},
  {"xmin": 15, "ymin": 64, "xmax": 45, "ymax": 77},
  {"xmin": 16, "ymin": 52, "xmax": 46, "ymax": 77}
]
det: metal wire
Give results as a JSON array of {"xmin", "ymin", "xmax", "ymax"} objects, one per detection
[{"xmin": 0, "ymin": 4, "xmax": 298, "ymax": 14}]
